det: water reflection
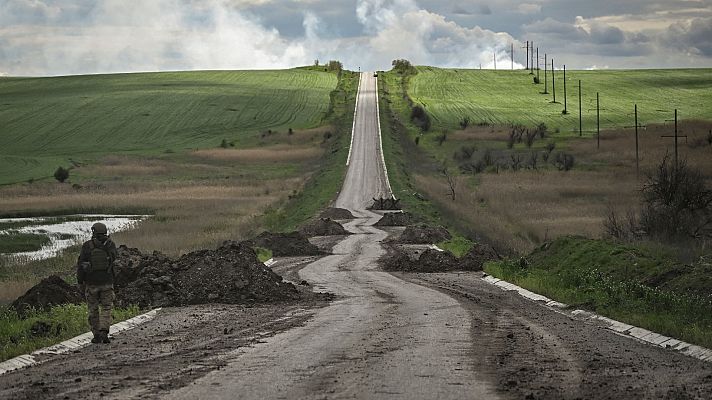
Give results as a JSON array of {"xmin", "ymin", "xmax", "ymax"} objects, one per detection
[{"xmin": 0, "ymin": 215, "xmax": 147, "ymax": 261}]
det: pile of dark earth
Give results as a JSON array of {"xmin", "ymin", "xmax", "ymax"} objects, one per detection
[
  {"xmin": 11, "ymin": 240, "xmax": 331, "ymax": 312},
  {"xmin": 10, "ymin": 275, "xmax": 83, "ymax": 316},
  {"xmin": 382, "ymin": 243, "xmax": 501, "ymax": 273},
  {"xmin": 390, "ymin": 224, "xmax": 451, "ymax": 244},
  {"xmin": 373, "ymin": 212, "xmax": 414, "ymax": 227},
  {"xmin": 244, "ymin": 231, "xmax": 324, "ymax": 257},
  {"xmin": 319, "ymin": 207, "xmax": 355, "ymax": 220},
  {"xmin": 299, "ymin": 218, "xmax": 350, "ymax": 237}
]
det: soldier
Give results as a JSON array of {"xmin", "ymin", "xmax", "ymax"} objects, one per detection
[{"xmin": 77, "ymin": 222, "xmax": 118, "ymax": 344}]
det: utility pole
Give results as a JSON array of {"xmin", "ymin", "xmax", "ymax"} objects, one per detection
[
  {"xmin": 524, "ymin": 40, "xmax": 529, "ymax": 70},
  {"xmin": 536, "ymin": 47, "xmax": 540, "ymax": 82},
  {"xmin": 551, "ymin": 59, "xmax": 556, "ymax": 103},
  {"xmin": 578, "ymin": 80, "xmax": 583, "ymax": 136},
  {"xmin": 511, "ymin": 43, "xmax": 514, "ymax": 70},
  {"xmin": 530, "ymin": 41, "xmax": 535, "ymax": 75},
  {"xmin": 662, "ymin": 109, "xmax": 687, "ymax": 169},
  {"xmin": 636, "ymin": 105, "xmax": 639, "ymax": 177},
  {"xmin": 624, "ymin": 105, "xmax": 645, "ymax": 179},
  {"xmin": 597, "ymin": 92, "xmax": 600, "ymax": 149},
  {"xmin": 543, "ymin": 54, "xmax": 548, "ymax": 94},
  {"xmin": 494, "ymin": 51, "xmax": 497, "ymax": 70},
  {"xmin": 562, "ymin": 65, "xmax": 568, "ymax": 114}
]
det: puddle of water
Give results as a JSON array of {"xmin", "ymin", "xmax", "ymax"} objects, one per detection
[{"xmin": 0, "ymin": 214, "xmax": 148, "ymax": 262}]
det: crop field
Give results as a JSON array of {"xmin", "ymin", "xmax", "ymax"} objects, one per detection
[
  {"xmin": 0, "ymin": 68, "xmax": 337, "ymax": 185},
  {"xmin": 409, "ymin": 67, "xmax": 712, "ymax": 133}
]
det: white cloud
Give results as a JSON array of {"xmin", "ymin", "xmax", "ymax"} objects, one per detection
[{"xmin": 517, "ymin": 3, "xmax": 542, "ymax": 14}]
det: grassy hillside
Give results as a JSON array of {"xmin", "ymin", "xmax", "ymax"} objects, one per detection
[
  {"xmin": 410, "ymin": 67, "xmax": 712, "ymax": 132},
  {"xmin": 0, "ymin": 68, "xmax": 337, "ymax": 185}
]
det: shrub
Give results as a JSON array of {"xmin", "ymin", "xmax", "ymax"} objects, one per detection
[
  {"xmin": 410, "ymin": 105, "xmax": 431, "ymax": 131},
  {"xmin": 435, "ymin": 133, "xmax": 447, "ymax": 146},
  {"xmin": 53, "ymin": 167, "xmax": 69, "ymax": 183},
  {"xmin": 525, "ymin": 129, "xmax": 537, "ymax": 148},
  {"xmin": 453, "ymin": 145, "xmax": 476, "ymax": 162},
  {"xmin": 640, "ymin": 155, "xmax": 712, "ymax": 240},
  {"xmin": 220, "ymin": 138, "xmax": 229, "ymax": 148},
  {"xmin": 459, "ymin": 116, "xmax": 471, "ymax": 130},
  {"xmin": 525, "ymin": 152, "xmax": 539, "ymax": 170},
  {"xmin": 542, "ymin": 142, "xmax": 556, "ymax": 162},
  {"xmin": 553, "ymin": 152, "xmax": 575, "ymax": 171},
  {"xmin": 536, "ymin": 123, "xmax": 548, "ymax": 139},
  {"xmin": 288, "ymin": 128, "xmax": 294, "ymax": 135},
  {"xmin": 604, "ymin": 206, "xmax": 641, "ymax": 241},
  {"xmin": 533, "ymin": 76, "xmax": 540, "ymax": 84},
  {"xmin": 460, "ymin": 160, "xmax": 485, "ymax": 174},
  {"xmin": 482, "ymin": 149, "xmax": 494, "ymax": 167},
  {"xmin": 509, "ymin": 154, "xmax": 522, "ymax": 171},
  {"xmin": 415, "ymin": 136, "xmax": 420, "ymax": 146}
]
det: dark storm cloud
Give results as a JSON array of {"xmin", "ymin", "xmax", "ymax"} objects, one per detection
[{"xmin": 663, "ymin": 17, "xmax": 712, "ymax": 56}]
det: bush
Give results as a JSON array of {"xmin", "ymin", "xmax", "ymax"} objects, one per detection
[
  {"xmin": 410, "ymin": 105, "xmax": 431, "ymax": 131},
  {"xmin": 460, "ymin": 160, "xmax": 485, "ymax": 174},
  {"xmin": 533, "ymin": 76, "xmax": 540, "ymax": 84},
  {"xmin": 553, "ymin": 152, "xmax": 574, "ymax": 171},
  {"xmin": 453, "ymin": 145, "xmax": 476, "ymax": 162},
  {"xmin": 640, "ymin": 155, "xmax": 712, "ymax": 240},
  {"xmin": 459, "ymin": 116, "xmax": 471, "ymax": 130},
  {"xmin": 435, "ymin": 133, "xmax": 447, "ymax": 146},
  {"xmin": 525, "ymin": 129, "xmax": 537, "ymax": 148},
  {"xmin": 536, "ymin": 123, "xmax": 548, "ymax": 139},
  {"xmin": 482, "ymin": 149, "xmax": 494, "ymax": 167},
  {"xmin": 415, "ymin": 136, "xmax": 420, "ymax": 146},
  {"xmin": 53, "ymin": 166, "xmax": 69, "ymax": 183},
  {"xmin": 220, "ymin": 138, "xmax": 229, "ymax": 148}
]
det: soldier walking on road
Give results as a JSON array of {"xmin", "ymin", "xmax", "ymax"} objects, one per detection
[{"xmin": 77, "ymin": 222, "xmax": 118, "ymax": 344}]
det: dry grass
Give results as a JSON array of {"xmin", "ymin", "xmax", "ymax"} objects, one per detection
[
  {"xmin": 419, "ymin": 120, "xmax": 712, "ymax": 254},
  {"xmin": 193, "ymin": 146, "xmax": 323, "ymax": 163}
]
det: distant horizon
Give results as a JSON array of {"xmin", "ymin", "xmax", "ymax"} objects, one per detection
[
  {"xmin": 3, "ymin": 65, "xmax": 712, "ymax": 79},
  {"xmin": 2, "ymin": 1, "xmax": 711, "ymax": 76}
]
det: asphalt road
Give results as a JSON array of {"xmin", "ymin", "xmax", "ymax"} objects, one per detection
[
  {"xmin": 169, "ymin": 72, "xmax": 499, "ymax": 399},
  {"xmin": 2, "ymin": 72, "xmax": 710, "ymax": 399}
]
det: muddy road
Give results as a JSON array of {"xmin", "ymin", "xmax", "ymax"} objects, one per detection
[{"xmin": 1, "ymin": 73, "xmax": 711, "ymax": 399}]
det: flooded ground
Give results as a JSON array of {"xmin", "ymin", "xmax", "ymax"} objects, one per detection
[
  {"xmin": 0, "ymin": 215, "xmax": 147, "ymax": 305},
  {"xmin": 0, "ymin": 215, "xmax": 147, "ymax": 261}
]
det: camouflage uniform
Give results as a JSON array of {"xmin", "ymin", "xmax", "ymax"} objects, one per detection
[{"xmin": 77, "ymin": 223, "xmax": 118, "ymax": 344}]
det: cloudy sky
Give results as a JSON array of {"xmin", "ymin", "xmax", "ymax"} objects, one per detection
[{"xmin": 1, "ymin": 0, "xmax": 711, "ymax": 76}]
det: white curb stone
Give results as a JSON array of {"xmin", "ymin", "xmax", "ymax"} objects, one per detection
[
  {"xmin": 481, "ymin": 274, "xmax": 712, "ymax": 363},
  {"xmin": 0, "ymin": 308, "xmax": 160, "ymax": 376}
]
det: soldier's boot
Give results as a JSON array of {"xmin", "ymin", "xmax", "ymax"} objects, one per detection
[
  {"xmin": 91, "ymin": 332, "xmax": 102, "ymax": 344},
  {"xmin": 100, "ymin": 330, "xmax": 111, "ymax": 344}
]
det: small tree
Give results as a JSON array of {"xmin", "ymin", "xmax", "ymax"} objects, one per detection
[
  {"xmin": 640, "ymin": 155, "xmax": 712, "ymax": 239},
  {"xmin": 326, "ymin": 60, "xmax": 343, "ymax": 72},
  {"xmin": 54, "ymin": 166, "xmax": 69, "ymax": 183},
  {"xmin": 392, "ymin": 59, "xmax": 416, "ymax": 75},
  {"xmin": 441, "ymin": 165, "xmax": 457, "ymax": 201}
]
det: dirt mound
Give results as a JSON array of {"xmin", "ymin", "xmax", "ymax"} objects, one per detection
[
  {"xmin": 320, "ymin": 207, "xmax": 355, "ymax": 220},
  {"xmin": 460, "ymin": 243, "xmax": 501, "ymax": 271},
  {"xmin": 382, "ymin": 248, "xmax": 458, "ymax": 273},
  {"xmin": 374, "ymin": 212, "xmax": 414, "ymax": 227},
  {"xmin": 114, "ymin": 241, "xmax": 299, "ymax": 308},
  {"xmin": 247, "ymin": 231, "xmax": 324, "ymax": 256},
  {"xmin": 11, "ymin": 275, "xmax": 82, "ymax": 316},
  {"xmin": 393, "ymin": 225, "xmax": 451, "ymax": 244},
  {"xmin": 299, "ymin": 218, "xmax": 349, "ymax": 237}
]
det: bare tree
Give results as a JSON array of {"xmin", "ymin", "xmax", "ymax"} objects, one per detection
[{"xmin": 441, "ymin": 165, "xmax": 457, "ymax": 201}]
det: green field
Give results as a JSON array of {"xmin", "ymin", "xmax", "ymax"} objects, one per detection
[
  {"xmin": 0, "ymin": 68, "xmax": 337, "ymax": 185},
  {"xmin": 409, "ymin": 67, "xmax": 712, "ymax": 132}
]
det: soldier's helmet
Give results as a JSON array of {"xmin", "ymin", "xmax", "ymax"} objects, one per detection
[{"xmin": 91, "ymin": 222, "xmax": 108, "ymax": 235}]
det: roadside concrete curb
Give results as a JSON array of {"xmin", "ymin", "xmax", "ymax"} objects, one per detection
[
  {"xmin": 481, "ymin": 275, "xmax": 712, "ymax": 363},
  {"xmin": 264, "ymin": 258, "xmax": 276, "ymax": 267},
  {"xmin": 0, "ymin": 308, "xmax": 161, "ymax": 376}
]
